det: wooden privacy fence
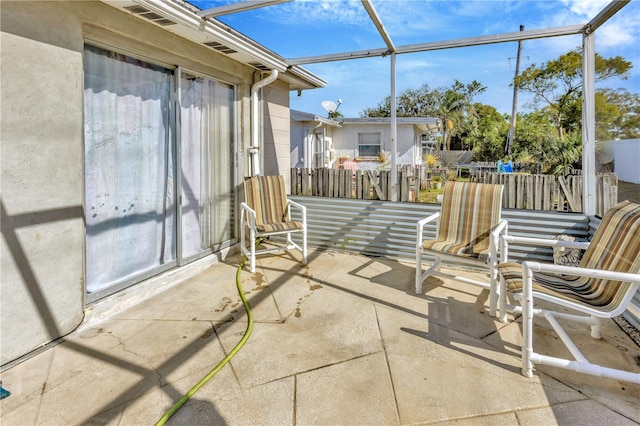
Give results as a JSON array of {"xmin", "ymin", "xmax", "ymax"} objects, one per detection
[
  {"xmin": 472, "ymin": 172, "xmax": 617, "ymax": 216},
  {"xmin": 290, "ymin": 168, "xmax": 419, "ymax": 201},
  {"xmin": 290, "ymin": 167, "xmax": 618, "ymax": 215}
]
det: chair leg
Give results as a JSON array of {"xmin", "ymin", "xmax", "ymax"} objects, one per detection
[
  {"xmin": 590, "ymin": 316, "xmax": 602, "ymax": 339},
  {"xmin": 415, "ymin": 248, "xmax": 423, "ymax": 294},
  {"xmin": 498, "ymin": 276, "xmax": 508, "ymax": 323},
  {"xmin": 521, "ymin": 287, "xmax": 534, "ymax": 378},
  {"xmin": 433, "ymin": 256, "xmax": 441, "ymax": 272},
  {"xmin": 302, "ymin": 229, "xmax": 308, "ymax": 265},
  {"xmin": 249, "ymin": 230, "xmax": 256, "ymax": 273},
  {"xmin": 488, "ymin": 265, "xmax": 498, "ymax": 318},
  {"xmin": 240, "ymin": 226, "xmax": 246, "ymax": 258}
]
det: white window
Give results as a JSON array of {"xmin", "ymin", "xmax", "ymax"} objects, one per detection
[
  {"xmin": 421, "ymin": 133, "xmax": 437, "ymax": 156},
  {"xmin": 358, "ymin": 132, "xmax": 381, "ymax": 157}
]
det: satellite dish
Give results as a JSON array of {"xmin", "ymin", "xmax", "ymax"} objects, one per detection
[{"xmin": 321, "ymin": 100, "xmax": 337, "ymax": 113}]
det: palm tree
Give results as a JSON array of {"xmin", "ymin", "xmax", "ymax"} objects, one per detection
[{"xmin": 437, "ymin": 80, "xmax": 485, "ymax": 150}]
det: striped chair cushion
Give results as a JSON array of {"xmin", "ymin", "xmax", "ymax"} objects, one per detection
[
  {"xmin": 244, "ymin": 175, "xmax": 303, "ymax": 233},
  {"xmin": 422, "ymin": 181, "xmax": 504, "ymax": 261},
  {"xmin": 498, "ymin": 201, "xmax": 640, "ymax": 312}
]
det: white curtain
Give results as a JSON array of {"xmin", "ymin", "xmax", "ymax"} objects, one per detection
[
  {"xmin": 180, "ymin": 73, "xmax": 235, "ymax": 259},
  {"xmin": 211, "ymin": 82, "xmax": 235, "ymax": 244},
  {"xmin": 180, "ymin": 74, "xmax": 212, "ymax": 257},
  {"xmin": 84, "ymin": 45, "xmax": 176, "ymax": 293}
]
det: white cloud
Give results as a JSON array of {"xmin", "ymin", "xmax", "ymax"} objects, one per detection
[
  {"xmin": 560, "ymin": 0, "xmax": 609, "ymax": 18},
  {"xmin": 264, "ymin": 0, "xmax": 371, "ymax": 28},
  {"xmin": 596, "ymin": 21, "xmax": 635, "ymax": 48}
]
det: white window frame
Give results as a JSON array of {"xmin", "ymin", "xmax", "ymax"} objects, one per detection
[{"xmin": 357, "ymin": 132, "xmax": 381, "ymax": 158}]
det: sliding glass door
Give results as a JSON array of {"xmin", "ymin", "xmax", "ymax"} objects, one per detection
[
  {"xmin": 84, "ymin": 45, "xmax": 176, "ymax": 296},
  {"xmin": 84, "ymin": 45, "xmax": 236, "ymax": 299},
  {"xmin": 179, "ymin": 71, "xmax": 235, "ymax": 260}
]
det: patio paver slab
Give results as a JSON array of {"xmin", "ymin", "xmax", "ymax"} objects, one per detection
[{"xmin": 1, "ymin": 248, "xmax": 638, "ymax": 425}]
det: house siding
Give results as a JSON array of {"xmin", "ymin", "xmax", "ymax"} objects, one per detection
[
  {"xmin": 0, "ymin": 1, "xmax": 291, "ymax": 366},
  {"xmin": 1, "ymin": 2, "xmax": 86, "ymax": 366},
  {"xmin": 262, "ymin": 82, "xmax": 292, "ymax": 190}
]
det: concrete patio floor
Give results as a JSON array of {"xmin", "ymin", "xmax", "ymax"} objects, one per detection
[{"xmin": 1, "ymin": 247, "xmax": 639, "ymax": 425}]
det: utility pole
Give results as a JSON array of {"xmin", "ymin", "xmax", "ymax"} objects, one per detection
[{"xmin": 506, "ymin": 25, "xmax": 524, "ymax": 156}]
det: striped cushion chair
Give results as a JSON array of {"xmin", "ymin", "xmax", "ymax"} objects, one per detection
[
  {"xmin": 497, "ymin": 201, "xmax": 640, "ymax": 383},
  {"xmin": 241, "ymin": 175, "xmax": 307, "ymax": 273},
  {"xmin": 416, "ymin": 181, "xmax": 508, "ymax": 318}
]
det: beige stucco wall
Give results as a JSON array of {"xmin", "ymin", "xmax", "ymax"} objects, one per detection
[
  {"xmin": 290, "ymin": 120, "xmax": 307, "ymax": 169},
  {"xmin": 1, "ymin": 1, "xmax": 86, "ymax": 366},
  {"xmin": 262, "ymin": 81, "xmax": 292, "ymax": 190},
  {"xmin": 0, "ymin": 1, "xmax": 282, "ymax": 365},
  {"xmin": 332, "ymin": 124, "xmax": 418, "ymax": 166}
]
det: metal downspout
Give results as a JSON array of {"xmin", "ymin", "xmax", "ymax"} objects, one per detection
[
  {"xmin": 250, "ymin": 70, "xmax": 279, "ymax": 176},
  {"xmin": 304, "ymin": 122, "xmax": 324, "ymax": 171}
]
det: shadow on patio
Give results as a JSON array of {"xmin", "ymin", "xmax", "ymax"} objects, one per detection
[{"xmin": 1, "ymin": 248, "xmax": 638, "ymax": 425}]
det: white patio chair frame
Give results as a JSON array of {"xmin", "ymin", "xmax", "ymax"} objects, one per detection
[
  {"xmin": 498, "ymin": 201, "xmax": 640, "ymax": 383},
  {"xmin": 240, "ymin": 175, "xmax": 307, "ymax": 273},
  {"xmin": 416, "ymin": 181, "xmax": 508, "ymax": 318}
]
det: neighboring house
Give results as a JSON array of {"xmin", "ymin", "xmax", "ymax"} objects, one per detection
[
  {"xmin": 1, "ymin": 1, "xmax": 324, "ymax": 365},
  {"xmin": 291, "ymin": 114, "xmax": 441, "ymax": 171},
  {"xmin": 290, "ymin": 110, "xmax": 341, "ymax": 169}
]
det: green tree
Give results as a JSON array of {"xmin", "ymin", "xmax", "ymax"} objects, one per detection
[
  {"xmin": 596, "ymin": 88, "xmax": 640, "ymax": 139},
  {"xmin": 437, "ymin": 80, "xmax": 486, "ymax": 150},
  {"xmin": 361, "ymin": 80, "xmax": 486, "ymax": 150},
  {"xmin": 514, "ymin": 48, "xmax": 632, "ymax": 139},
  {"xmin": 465, "ymin": 104, "xmax": 509, "ymax": 160},
  {"xmin": 328, "ymin": 110, "xmax": 343, "ymax": 120},
  {"xmin": 361, "ymin": 83, "xmax": 440, "ymax": 117},
  {"xmin": 512, "ymin": 111, "xmax": 582, "ymax": 175}
]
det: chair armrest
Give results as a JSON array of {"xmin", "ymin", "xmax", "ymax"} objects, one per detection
[
  {"xmin": 521, "ymin": 261, "xmax": 640, "ymax": 316},
  {"xmin": 500, "ymin": 234, "xmax": 589, "ymax": 263},
  {"xmin": 502, "ymin": 235, "xmax": 589, "ymax": 249},
  {"xmin": 240, "ymin": 202, "xmax": 256, "ymax": 227},
  {"xmin": 287, "ymin": 200, "xmax": 307, "ymax": 215},
  {"xmin": 287, "ymin": 200, "xmax": 307, "ymax": 224},
  {"xmin": 487, "ymin": 219, "xmax": 509, "ymax": 266},
  {"xmin": 523, "ymin": 261, "xmax": 640, "ymax": 283},
  {"xmin": 491, "ymin": 219, "xmax": 508, "ymax": 240},
  {"xmin": 416, "ymin": 212, "xmax": 440, "ymax": 248}
]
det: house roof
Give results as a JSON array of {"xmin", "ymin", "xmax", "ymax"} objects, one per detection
[
  {"xmin": 341, "ymin": 117, "xmax": 441, "ymax": 133},
  {"xmin": 290, "ymin": 111, "xmax": 439, "ymax": 132},
  {"xmin": 290, "ymin": 110, "xmax": 342, "ymax": 127}
]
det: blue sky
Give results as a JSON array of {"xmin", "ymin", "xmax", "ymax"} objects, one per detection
[{"xmin": 190, "ymin": 0, "xmax": 640, "ymax": 118}]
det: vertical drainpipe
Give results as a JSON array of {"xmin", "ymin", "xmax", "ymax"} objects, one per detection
[
  {"xmin": 250, "ymin": 70, "xmax": 279, "ymax": 176},
  {"xmin": 390, "ymin": 52, "xmax": 398, "ymax": 202},
  {"xmin": 311, "ymin": 121, "xmax": 323, "ymax": 170},
  {"xmin": 582, "ymin": 30, "xmax": 596, "ymax": 215}
]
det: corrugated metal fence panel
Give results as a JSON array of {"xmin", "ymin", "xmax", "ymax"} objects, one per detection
[
  {"xmin": 289, "ymin": 196, "xmax": 590, "ymax": 264},
  {"xmin": 288, "ymin": 196, "xmax": 639, "ymax": 329}
]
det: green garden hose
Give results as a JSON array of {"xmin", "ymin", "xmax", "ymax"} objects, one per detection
[{"xmin": 155, "ymin": 258, "xmax": 253, "ymax": 425}]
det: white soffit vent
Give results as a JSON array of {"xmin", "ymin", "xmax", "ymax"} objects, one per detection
[
  {"xmin": 203, "ymin": 41, "xmax": 238, "ymax": 55},
  {"xmin": 123, "ymin": 4, "xmax": 177, "ymax": 26},
  {"xmin": 248, "ymin": 62, "xmax": 271, "ymax": 71}
]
